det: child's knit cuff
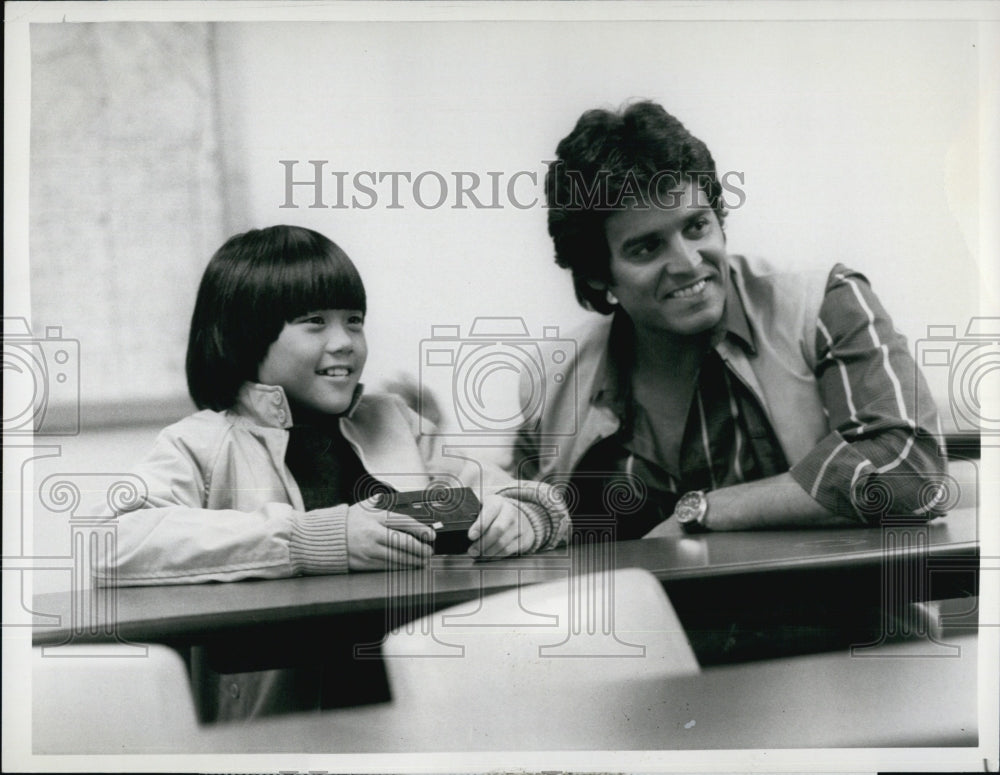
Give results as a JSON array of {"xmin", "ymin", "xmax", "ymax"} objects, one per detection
[
  {"xmin": 517, "ymin": 501, "xmax": 551, "ymax": 553},
  {"xmin": 289, "ymin": 507, "xmax": 350, "ymax": 575},
  {"xmin": 496, "ymin": 480, "xmax": 571, "ymax": 552}
]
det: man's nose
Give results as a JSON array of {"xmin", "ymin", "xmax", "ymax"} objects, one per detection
[{"xmin": 662, "ymin": 239, "xmax": 704, "ymax": 274}]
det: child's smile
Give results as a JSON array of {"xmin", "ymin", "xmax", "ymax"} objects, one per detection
[{"xmin": 257, "ymin": 309, "xmax": 367, "ymax": 416}]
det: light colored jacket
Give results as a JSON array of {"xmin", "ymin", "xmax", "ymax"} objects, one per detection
[
  {"xmin": 97, "ymin": 382, "xmax": 569, "ymax": 586},
  {"xmin": 95, "ymin": 382, "xmax": 570, "ymax": 721}
]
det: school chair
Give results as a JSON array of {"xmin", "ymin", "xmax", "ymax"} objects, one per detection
[
  {"xmin": 381, "ymin": 566, "xmax": 699, "ymax": 747},
  {"xmin": 32, "ymin": 643, "xmax": 200, "ymax": 754}
]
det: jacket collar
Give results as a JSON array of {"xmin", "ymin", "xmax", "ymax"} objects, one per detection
[
  {"xmin": 590, "ymin": 258, "xmax": 757, "ymax": 413},
  {"xmin": 232, "ymin": 382, "xmax": 366, "ymax": 429},
  {"xmin": 719, "ymin": 266, "xmax": 757, "ymax": 354}
]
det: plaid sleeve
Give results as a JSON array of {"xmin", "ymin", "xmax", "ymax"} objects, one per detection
[{"xmin": 788, "ymin": 264, "xmax": 947, "ymax": 522}]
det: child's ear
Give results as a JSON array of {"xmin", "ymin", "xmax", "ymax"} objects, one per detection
[{"xmin": 586, "ymin": 278, "xmax": 607, "ymax": 292}]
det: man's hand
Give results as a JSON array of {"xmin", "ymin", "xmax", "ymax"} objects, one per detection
[
  {"xmin": 642, "ymin": 516, "xmax": 685, "ymax": 540},
  {"xmin": 381, "ymin": 371, "xmax": 443, "ymax": 428},
  {"xmin": 344, "ymin": 496, "xmax": 436, "ymax": 571},
  {"xmin": 467, "ymin": 494, "xmax": 536, "ymax": 558}
]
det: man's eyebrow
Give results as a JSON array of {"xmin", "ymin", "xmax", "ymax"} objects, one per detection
[{"xmin": 617, "ymin": 229, "xmax": 661, "ymax": 253}]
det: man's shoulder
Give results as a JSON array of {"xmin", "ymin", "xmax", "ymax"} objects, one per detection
[
  {"xmin": 564, "ymin": 315, "xmax": 615, "ymax": 360},
  {"xmin": 729, "ymin": 254, "xmax": 829, "ymax": 290},
  {"xmin": 730, "ymin": 254, "xmax": 830, "ymax": 315}
]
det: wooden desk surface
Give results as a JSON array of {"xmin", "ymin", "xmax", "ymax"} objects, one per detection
[{"xmin": 32, "ymin": 507, "xmax": 979, "ymax": 647}]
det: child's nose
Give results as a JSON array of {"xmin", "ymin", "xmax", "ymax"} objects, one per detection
[{"xmin": 324, "ymin": 324, "xmax": 353, "ymax": 352}]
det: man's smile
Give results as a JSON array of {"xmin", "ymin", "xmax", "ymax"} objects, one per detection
[{"xmin": 665, "ymin": 276, "xmax": 710, "ymax": 300}]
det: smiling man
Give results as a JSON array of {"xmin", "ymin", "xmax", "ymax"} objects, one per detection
[{"xmin": 511, "ymin": 101, "xmax": 947, "ymax": 538}]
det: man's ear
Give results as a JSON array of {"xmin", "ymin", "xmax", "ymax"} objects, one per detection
[{"xmin": 587, "ymin": 278, "xmax": 618, "ymax": 307}]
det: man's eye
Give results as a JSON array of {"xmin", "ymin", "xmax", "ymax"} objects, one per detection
[
  {"xmin": 685, "ymin": 217, "xmax": 711, "ymax": 237},
  {"xmin": 631, "ymin": 238, "xmax": 661, "ymax": 257}
]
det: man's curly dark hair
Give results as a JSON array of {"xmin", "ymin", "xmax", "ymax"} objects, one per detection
[{"xmin": 545, "ymin": 101, "xmax": 728, "ymax": 314}]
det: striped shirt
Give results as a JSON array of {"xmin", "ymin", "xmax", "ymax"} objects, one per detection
[{"xmin": 574, "ymin": 263, "xmax": 944, "ymax": 535}]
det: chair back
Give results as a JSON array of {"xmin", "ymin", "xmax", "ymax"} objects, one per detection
[
  {"xmin": 383, "ymin": 567, "xmax": 699, "ymax": 718},
  {"xmin": 32, "ymin": 643, "xmax": 199, "ymax": 753}
]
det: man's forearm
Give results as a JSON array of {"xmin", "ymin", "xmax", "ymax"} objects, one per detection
[{"xmin": 703, "ymin": 472, "xmax": 857, "ymax": 530}]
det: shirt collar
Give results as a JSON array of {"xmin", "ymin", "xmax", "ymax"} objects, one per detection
[
  {"xmin": 234, "ymin": 382, "xmax": 365, "ymax": 428},
  {"xmin": 718, "ymin": 266, "xmax": 756, "ymax": 355}
]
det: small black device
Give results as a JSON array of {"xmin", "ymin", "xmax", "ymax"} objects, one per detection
[{"xmin": 376, "ymin": 486, "xmax": 482, "ymax": 554}]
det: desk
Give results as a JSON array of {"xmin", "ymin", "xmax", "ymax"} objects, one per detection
[{"xmin": 32, "ymin": 507, "xmax": 980, "ymax": 660}]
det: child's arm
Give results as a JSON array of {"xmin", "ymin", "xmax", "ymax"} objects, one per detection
[
  {"xmin": 468, "ymin": 484, "xmax": 570, "ymax": 557},
  {"xmin": 96, "ymin": 417, "xmax": 432, "ymax": 586}
]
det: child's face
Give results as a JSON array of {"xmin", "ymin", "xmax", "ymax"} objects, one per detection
[{"xmin": 257, "ymin": 309, "xmax": 367, "ymax": 416}]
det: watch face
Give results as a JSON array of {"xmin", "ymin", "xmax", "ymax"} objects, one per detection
[{"xmin": 675, "ymin": 491, "xmax": 706, "ymax": 525}]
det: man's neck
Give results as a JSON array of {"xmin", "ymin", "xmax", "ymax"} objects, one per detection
[{"xmin": 631, "ymin": 325, "xmax": 709, "ymax": 381}]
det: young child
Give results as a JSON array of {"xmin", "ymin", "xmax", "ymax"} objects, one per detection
[{"xmin": 96, "ymin": 224, "xmax": 569, "ymax": 719}]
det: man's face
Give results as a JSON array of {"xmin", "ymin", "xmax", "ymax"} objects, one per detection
[{"xmin": 602, "ymin": 180, "xmax": 727, "ymax": 338}]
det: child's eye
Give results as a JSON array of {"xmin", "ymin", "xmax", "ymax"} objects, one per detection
[
  {"xmin": 294, "ymin": 313, "xmax": 326, "ymax": 326},
  {"xmin": 347, "ymin": 313, "xmax": 365, "ymax": 327}
]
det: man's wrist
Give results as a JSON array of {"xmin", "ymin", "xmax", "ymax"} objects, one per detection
[{"xmin": 672, "ymin": 490, "xmax": 711, "ymax": 534}]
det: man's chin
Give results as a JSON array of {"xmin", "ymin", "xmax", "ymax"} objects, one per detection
[{"xmin": 659, "ymin": 307, "xmax": 724, "ymax": 338}]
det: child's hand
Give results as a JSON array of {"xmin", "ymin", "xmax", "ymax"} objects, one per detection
[
  {"xmin": 346, "ymin": 496, "xmax": 436, "ymax": 571},
  {"xmin": 467, "ymin": 494, "xmax": 536, "ymax": 558}
]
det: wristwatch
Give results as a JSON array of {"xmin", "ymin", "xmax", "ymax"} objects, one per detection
[{"xmin": 673, "ymin": 490, "xmax": 711, "ymax": 534}]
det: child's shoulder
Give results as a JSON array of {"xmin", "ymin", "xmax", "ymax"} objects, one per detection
[{"xmin": 155, "ymin": 408, "xmax": 238, "ymax": 454}]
